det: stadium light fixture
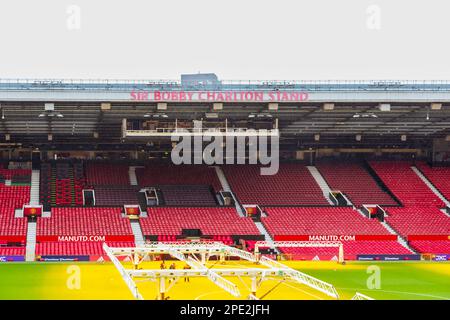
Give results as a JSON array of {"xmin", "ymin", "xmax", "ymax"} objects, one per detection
[
  {"xmin": 430, "ymin": 103, "xmax": 442, "ymax": 110},
  {"xmin": 144, "ymin": 113, "xmax": 168, "ymax": 118},
  {"xmin": 249, "ymin": 113, "xmax": 272, "ymax": 118},
  {"xmin": 38, "ymin": 111, "xmax": 64, "ymax": 118},
  {"xmin": 352, "ymin": 112, "xmax": 378, "ymax": 118}
]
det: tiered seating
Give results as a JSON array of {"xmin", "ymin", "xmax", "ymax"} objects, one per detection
[
  {"xmin": 0, "ymin": 184, "xmax": 30, "ymax": 237},
  {"xmin": 222, "ymin": 164, "xmax": 328, "ymax": 205},
  {"xmin": 94, "ymin": 186, "xmax": 140, "ymax": 206},
  {"xmin": 0, "ymin": 247, "xmax": 26, "ymax": 256},
  {"xmin": 37, "ymin": 207, "xmax": 132, "ymax": 236},
  {"xmin": 279, "ymin": 241, "xmax": 411, "ymax": 259},
  {"xmin": 155, "ymin": 235, "xmax": 233, "ymax": 245},
  {"xmin": 136, "ymin": 164, "xmax": 222, "ymax": 191},
  {"xmin": 55, "ymin": 163, "xmax": 72, "ymax": 206},
  {"xmin": 86, "ymin": 163, "xmax": 130, "ymax": 186},
  {"xmin": 383, "ymin": 207, "xmax": 450, "ymax": 237},
  {"xmin": 40, "ymin": 163, "xmax": 52, "ymax": 208},
  {"xmin": 212, "ymin": 235, "xmax": 233, "ymax": 246},
  {"xmin": 409, "ymin": 241, "xmax": 450, "ymax": 254},
  {"xmin": 316, "ymin": 162, "xmax": 397, "ymax": 206},
  {"xmin": 369, "ymin": 161, "xmax": 445, "ymax": 207},
  {"xmin": 416, "ymin": 162, "xmax": 450, "ymax": 201},
  {"xmin": 369, "ymin": 161, "xmax": 450, "ymax": 238},
  {"xmin": 0, "ymin": 169, "xmax": 31, "ymax": 181},
  {"xmin": 73, "ymin": 162, "xmax": 85, "ymax": 205},
  {"xmin": 141, "ymin": 207, "xmax": 260, "ymax": 236},
  {"xmin": 262, "ymin": 207, "xmax": 390, "ymax": 236},
  {"xmin": 35, "ymin": 241, "xmax": 134, "ymax": 256},
  {"xmin": 159, "ymin": 185, "xmax": 217, "ymax": 206},
  {"xmin": 40, "ymin": 162, "xmax": 86, "ymax": 207}
]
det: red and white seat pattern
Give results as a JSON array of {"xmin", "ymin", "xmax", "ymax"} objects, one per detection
[
  {"xmin": 222, "ymin": 164, "xmax": 328, "ymax": 206},
  {"xmin": 140, "ymin": 207, "xmax": 259, "ymax": 236}
]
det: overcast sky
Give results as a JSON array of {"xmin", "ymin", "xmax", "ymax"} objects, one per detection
[{"xmin": 0, "ymin": 0, "xmax": 449, "ymax": 81}]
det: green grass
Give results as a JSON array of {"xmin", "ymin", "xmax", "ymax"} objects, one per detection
[{"xmin": 0, "ymin": 261, "xmax": 449, "ymax": 300}]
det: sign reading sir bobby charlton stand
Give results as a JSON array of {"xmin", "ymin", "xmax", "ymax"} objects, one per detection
[{"xmin": 130, "ymin": 90, "xmax": 309, "ymax": 102}]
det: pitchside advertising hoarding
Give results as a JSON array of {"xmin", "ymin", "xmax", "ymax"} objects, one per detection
[
  {"xmin": 0, "ymin": 256, "xmax": 25, "ymax": 262},
  {"xmin": 36, "ymin": 235, "xmax": 135, "ymax": 242},
  {"xmin": 130, "ymin": 90, "xmax": 309, "ymax": 102},
  {"xmin": 273, "ymin": 235, "xmax": 399, "ymax": 241}
]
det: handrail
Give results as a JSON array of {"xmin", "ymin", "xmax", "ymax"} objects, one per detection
[{"xmin": 1, "ymin": 78, "xmax": 450, "ymax": 92}]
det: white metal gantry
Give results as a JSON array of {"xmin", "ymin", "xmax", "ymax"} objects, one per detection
[{"xmin": 103, "ymin": 241, "xmax": 341, "ymax": 300}]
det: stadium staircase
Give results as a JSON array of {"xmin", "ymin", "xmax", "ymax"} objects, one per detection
[
  {"xmin": 30, "ymin": 170, "xmax": 40, "ymax": 205},
  {"xmin": 411, "ymin": 166, "xmax": 450, "ymax": 209},
  {"xmin": 14, "ymin": 208, "xmax": 23, "ymax": 218},
  {"xmin": 253, "ymin": 221, "xmax": 279, "ymax": 253},
  {"xmin": 306, "ymin": 166, "xmax": 335, "ymax": 205},
  {"xmin": 379, "ymin": 218, "xmax": 416, "ymax": 253},
  {"xmin": 130, "ymin": 220, "xmax": 145, "ymax": 246},
  {"xmin": 25, "ymin": 221, "xmax": 37, "ymax": 261},
  {"xmin": 214, "ymin": 166, "xmax": 245, "ymax": 217}
]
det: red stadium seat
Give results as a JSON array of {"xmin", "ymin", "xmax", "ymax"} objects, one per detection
[{"xmin": 222, "ymin": 164, "xmax": 328, "ymax": 206}]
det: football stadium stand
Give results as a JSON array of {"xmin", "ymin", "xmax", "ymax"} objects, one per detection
[
  {"xmin": 409, "ymin": 240, "xmax": 450, "ymax": 254},
  {"xmin": 86, "ymin": 163, "xmax": 130, "ymax": 186},
  {"xmin": 140, "ymin": 207, "xmax": 260, "ymax": 237},
  {"xmin": 37, "ymin": 207, "xmax": 132, "ymax": 236},
  {"xmin": 262, "ymin": 207, "xmax": 390, "ymax": 236},
  {"xmin": 2, "ymin": 78, "xmax": 450, "ymax": 261},
  {"xmin": 222, "ymin": 164, "xmax": 328, "ymax": 206},
  {"xmin": 0, "ymin": 182, "xmax": 30, "ymax": 238},
  {"xmin": 158, "ymin": 185, "xmax": 218, "ymax": 206},
  {"xmin": 416, "ymin": 162, "xmax": 450, "ymax": 201},
  {"xmin": 136, "ymin": 164, "xmax": 222, "ymax": 191},
  {"xmin": 316, "ymin": 161, "xmax": 398, "ymax": 207},
  {"xmin": 93, "ymin": 185, "xmax": 140, "ymax": 206},
  {"xmin": 368, "ymin": 161, "xmax": 445, "ymax": 208}
]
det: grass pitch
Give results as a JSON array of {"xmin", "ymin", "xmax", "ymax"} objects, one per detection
[{"xmin": 0, "ymin": 261, "xmax": 449, "ymax": 300}]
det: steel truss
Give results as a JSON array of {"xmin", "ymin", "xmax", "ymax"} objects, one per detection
[
  {"xmin": 351, "ymin": 292, "xmax": 375, "ymax": 300},
  {"xmin": 254, "ymin": 241, "xmax": 344, "ymax": 264},
  {"xmin": 103, "ymin": 242, "xmax": 340, "ymax": 300}
]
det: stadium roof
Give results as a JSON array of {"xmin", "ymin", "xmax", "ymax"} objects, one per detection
[{"xmin": 0, "ymin": 78, "xmax": 450, "ymax": 148}]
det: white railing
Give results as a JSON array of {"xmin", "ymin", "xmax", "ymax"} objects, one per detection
[
  {"xmin": 124, "ymin": 128, "xmax": 279, "ymax": 137},
  {"xmin": 351, "ymin": 292, "xmax": 375, "ymax": 300},
  {"xmin": 259, "ymin": 256, "xmax": 340, "ymax": 299},
  {"xmin": 2, "ymin": 78, "xmax": 450, "ymax": 86}
]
